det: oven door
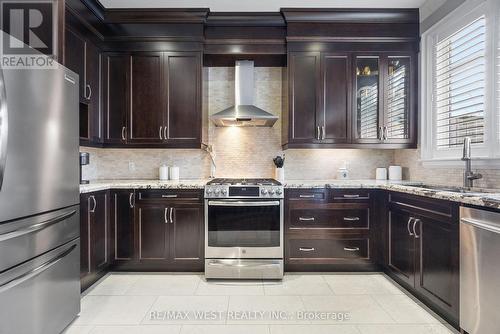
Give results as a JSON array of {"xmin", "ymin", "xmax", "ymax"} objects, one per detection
[{"xmin": 205, "ymin": 199, "xmax": 283, "ymax": 259}]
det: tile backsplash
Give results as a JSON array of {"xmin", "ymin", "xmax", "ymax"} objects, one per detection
[
  {"xmin": 81, "ymin": 67, "xmax": 396, "ymax": 181},
  {"xmin": 394, "ymin": 149, "xmax": 500, "ymax": 189}
]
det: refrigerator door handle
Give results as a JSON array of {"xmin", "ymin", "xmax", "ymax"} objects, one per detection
[
  {"xmin": 0, "ymin": 68, "xmax": 8, "ymax": 192},
  {"xmin": 0, "ymin": 209, "xmax": 76, "ymax": 242},
  {"xmin": 0, "ymin": 243, "xmax": 77, "ymax": 294}
]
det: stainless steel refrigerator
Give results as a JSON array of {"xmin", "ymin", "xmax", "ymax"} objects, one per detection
[{"xmin": 0, "ymin": 35, "xmax": 81, "ymax": 333}]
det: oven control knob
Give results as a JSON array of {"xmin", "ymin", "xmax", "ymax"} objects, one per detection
[
  {"xmin": 221, "ymin": 188, "xmax": 227, "ymax": 195},
  {"xmin": 276, "ymin": 188, "xmax": 283, "ymax": 195},
  {"xmin": 206, "ymin": 189, "xmax": 212, "ymax": 195},
  {"xmin": 214, "ymin": 188, "xmax": 220, "ymax": 196},
  {"xmin": 261, "ymin": 189, "xmax": 268, "ymax": 195},
  {"xmin": 268, "ymin": 189, "xmax": 275, "ymax": 195}
]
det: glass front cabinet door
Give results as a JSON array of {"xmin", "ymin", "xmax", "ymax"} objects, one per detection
[{"xmin": 352, "ymin": 54, "xmax": 415, "ymax": 146}]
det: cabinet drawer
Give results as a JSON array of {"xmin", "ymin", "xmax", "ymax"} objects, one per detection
[
  {"xmin": 287, "ymin": 189, "xmax": 326, "ymax": 201},
  {"xmin": 288, "ymin": 238, "xmax": 369, "ymax": 259},
  {"xmin": 330, "ymin": 189, "xmax": 370, "ymax": 201},
  {"xmin": 289, "ymin": 208, "xmax": 369, "ymax": 229},
  {"xmin": 137, "ymin": 190, "xmax": 201, "ymax": 201}
]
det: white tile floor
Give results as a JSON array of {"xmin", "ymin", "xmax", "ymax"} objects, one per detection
[{"xmin": 63, "ymin": 273, "xmax": 458, "ymax": 334}]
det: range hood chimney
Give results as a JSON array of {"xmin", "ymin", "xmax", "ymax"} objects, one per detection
[{"xmin": 210, "ymin": 60, "xmax": 278, "ymax": 127}]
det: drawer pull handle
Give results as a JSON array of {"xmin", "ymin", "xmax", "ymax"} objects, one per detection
[
  {"xmin": 299, "ymin": 247, "xmax": 315, "ymax": 252},
  {"xmin": 162, "ymin": 194, "xmax": 178, "ymax": 198},
  {"xmin": 299, "ymin": 217, "xmax": 315, "ymax": 221},
  {"xmin": 299, "ymin": 195, "xmax": 315, "ymax": 198},
  {"xmin": 343, "ymin": 217, "xmax": 360, "ymax": 222},
  {"xmin": 344, "ymin": 247, "xmax": 360, "ymax": 252},
  {"xmin": 343, "ymin": 194, "xmax": 360, "ymax": 199}
]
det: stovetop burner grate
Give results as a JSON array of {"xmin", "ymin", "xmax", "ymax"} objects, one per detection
[{"xmin": 207, "ymin": 178, "xmax": 281, "ymax": 186}]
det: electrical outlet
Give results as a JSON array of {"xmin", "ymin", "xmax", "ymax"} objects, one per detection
[{"xmin": 128, "ymin": 161, "xmax": 136, "ymax": 172}]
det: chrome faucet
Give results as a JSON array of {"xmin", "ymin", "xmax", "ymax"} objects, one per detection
[{"xmin": 462, "ymin": 137, "xmax": 482, "ymax": 189}]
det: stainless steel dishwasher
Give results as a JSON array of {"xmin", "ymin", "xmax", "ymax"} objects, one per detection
[{"xmin": 460, "ymin": 207, "xmax": 500, "ymax": 334}]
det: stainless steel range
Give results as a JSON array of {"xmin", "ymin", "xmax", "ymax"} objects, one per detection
[{"xmin": 205, "ymin": 178, "xmax": 284, "ymax": 279}]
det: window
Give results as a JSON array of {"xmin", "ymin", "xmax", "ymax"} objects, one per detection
[
  {"xmin": 421, "ymin": 0, "xmax": 500, "ymax": 164},
  {"xmin": 435, "ymin": 17, "xmax": 486, "ymax": 149}
]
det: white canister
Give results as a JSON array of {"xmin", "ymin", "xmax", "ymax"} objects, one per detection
[
  {"xmin": 388, "ymin": 166, "xmax": 403, "ymax": 181},
  {"xmin": 376, "ymin": 168, "xmax": 388, "ymax": 180},
  {"xmin": 169, "ymin": 166, "xmax": 180, "ymax": 181},
  {"xmin": 159, "ymin": 165, "xmax": 169, "ymax": 181},
  {"xmin": 275, "ymin": 168, "xmax": 284, "ymax": 182}
]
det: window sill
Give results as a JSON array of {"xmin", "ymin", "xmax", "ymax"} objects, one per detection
[{"xmin": 419, "ymin": 158, "xmax": 500, "ymax": 169}]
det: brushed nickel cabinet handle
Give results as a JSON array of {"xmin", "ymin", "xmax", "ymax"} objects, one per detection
[
  {"xmin": 299, "ymin": 217, "xmax": 315, "ymax": 221},
  {"xmin": 121, "ymin": 126, "xmax": 126, "ymax": 141},
  {"xmin": 343, "ymin": 194, "xmax": 360, "ymax": 199},
  {"xmin": 413, "ymin": 219, "xmax": 420, "ymax": 239},
  {"xmin": 344, "ymin": 247, "xmax": 360, "ymax": 252},
  {"xmin": 162, "ymin": 194, "xmax": 178, "ymax": 198},
  {"xmin": 407, "ymin": 217, "xmax": 414, "ymax": 236},
  {"xmin": 89, "ymin": 195, "xmax": 97, "ymax": 213},
  {"xmin": 321, "ymin": 126, "xmax": 326, "ymax": 140},
  {"xmin": 299, "ymin": 247, "xmax": 315, "ymax": 252},
  {"xmin": 378, "ymin": 126, "xmax": 383, "ymax": 140},
  {"xmin": 164, "ymin": 207, "xmax": 168, "ymax": 224},
  {"xmin": 316, "ymin": 126, "xmax": 320, "ymax": 140},
  {"xmin": 86, "ymin": 84, "xmax": 92, "ymax": 100},
  {"xmin": 159, "ymin": 126, "xmax": 163, "ymax": 140},
  {"xmin": 299, "ymin": 194, "xmax": 315, "ymax": 198},
  {"xmin": 384, "ymin": 126, "xmax": 388, "ymax": 141},
  {"xmin": 129, "ymin": 192, "xmax": 134, "ymax": 208},
  {"xmin": 164, "ymin": 126, "xmax": 168, "ymax": 140},
  {"xmin": 170, "ymin": 207, "xmax": 174, "ymax": 224},
  {"xmin": 344, "ymin": 217, "xmax": 360, "ymax": 221}
]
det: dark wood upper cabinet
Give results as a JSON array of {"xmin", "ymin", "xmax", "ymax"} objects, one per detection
[
  {"xmin": 287, "ymin": 52, "xmax": 320, "ymax": 144},
  {"xmin": 86, "ymin": 41, "xmax": 102, "ymax": 143},
  {"xmin": 283, "ymin": 51, "xmax": 417, "ymax": 149},
  {"xmin": 321, "ymin": 53, "xmax": 351, "ymax": 143},
  {"xmin": 383, "ymin": 55, "xmax": 416, "ymax": 145},
  {"xmin": 130, "ymin": 53, "xmax": 165, "ymax": 144},
  {"xmin": 165, "ymin": 52, "xmax": 202, "ymax": 146},
  {"xmin": 352, "ymin": 55, "xmax": 382, "ymax": 144},
  {"xmin": 64, "ymin": 28, "xmax": 102, "ymax": 144},
  {"xmin": 64, "ymin": 28, "xmax": 85, "ymax": 102},
  {"xmin": 101, "ymin": 51, "xmax": 202, "ymax": 148},
  {"xmin": 104, "ymin": 54, "xmax": 130, "ymax": 144}
]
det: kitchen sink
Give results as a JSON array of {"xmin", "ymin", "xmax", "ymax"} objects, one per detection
[{"xmin": 405, "ymin": 184, "xmax": 497, "ymax": 196}]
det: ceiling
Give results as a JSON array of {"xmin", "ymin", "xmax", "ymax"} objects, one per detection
[{"xmin": 98, "ymin": 0, "xmax": 427, "ymax": 11}]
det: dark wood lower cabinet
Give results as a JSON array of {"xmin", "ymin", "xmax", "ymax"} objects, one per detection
[
  {"xmin": 386, "ymin": 193, "xmax": 460, "ymax": 327},
  {"xmin": 387, "ymin": 208, "xmax": 415, "ymax": 287},
  {"xmin": 110, "ymin": 190, "xmax": 135, "ymax": 263},
  {"xmin": 80, "ymin": 191, "xmax": 109, "ymax": 291},
  {"xmin": 285, "ymin": 188, "xmax": 377, "ymax": 271},
  {"xmin": 107, "ymin": 190, "xmax": 204, "ymax": 272}
]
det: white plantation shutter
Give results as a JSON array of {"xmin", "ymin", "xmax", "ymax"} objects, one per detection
[{"xmin": 434, "ymin": 16, "xmax": 486, "ymax": 149}]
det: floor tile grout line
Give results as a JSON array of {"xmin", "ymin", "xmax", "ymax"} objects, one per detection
[{"xmin": 368, "ymin": 293, "xmax": 400, "ymax": 324}]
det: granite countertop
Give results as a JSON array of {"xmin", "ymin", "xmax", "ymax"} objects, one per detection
[
  {"xmin": 80, "ymin": 179, "xmax": 500, "ymax": 209},
  {"xmin": 80, "ymin": 179, "xmax": 210, "ymax": 193}
]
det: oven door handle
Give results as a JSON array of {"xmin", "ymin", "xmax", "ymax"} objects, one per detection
[{"xmin": 208, "ymin": 201, "xmax": 281, "ymax": 207}]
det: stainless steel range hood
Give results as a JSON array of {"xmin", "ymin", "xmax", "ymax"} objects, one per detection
[{"xmin": 211, "ymin": 60, "xmax": 278, "ymax": 127}]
